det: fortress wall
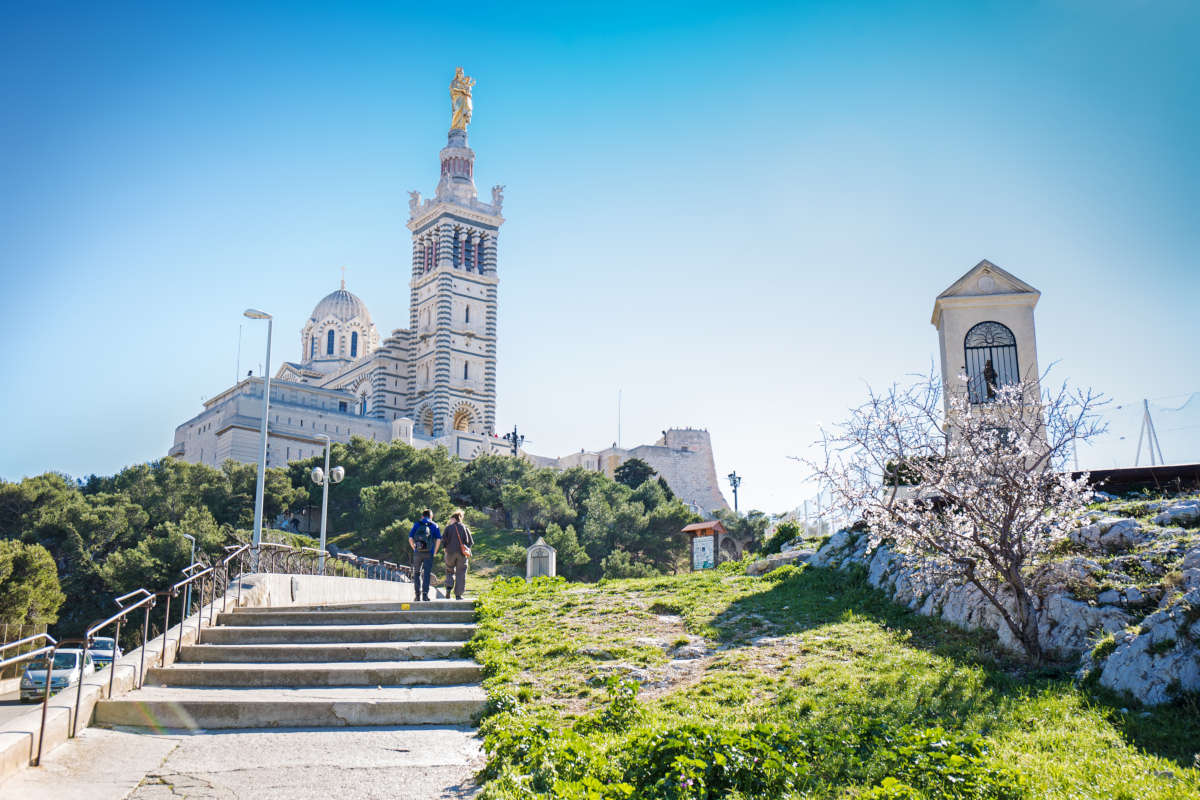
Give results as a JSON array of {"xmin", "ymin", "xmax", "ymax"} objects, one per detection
[{"xmin": 626, "ymin": 429, "xmax": 730, "ymax": 515}]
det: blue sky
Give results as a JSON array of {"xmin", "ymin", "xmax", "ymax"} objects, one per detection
[{"xmin": 1, "ymin": 1, "xmax": 1197, "ymax": 512}]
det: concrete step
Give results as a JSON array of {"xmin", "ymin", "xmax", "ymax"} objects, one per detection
[
  {"xmin": 95, "ymin": 685, "xmax": 487, "ymax": 729},
  {"xmin": 199, "ymin": 623, "xmax": 476, "ymax": 645},
  {"xmin": 215, "ymin": 609, "xmax": 476, "ymax": 626},
  {"xmin": 145, "ymin": 659, "xmax": 483, "ymax": 687},
  {"xmin": 179, "ymin": 641, "xmax": 467, "ymax": 663},
  {"xmin": 241, "ymin": 599, "xmax": 476, "ymax": 612}
]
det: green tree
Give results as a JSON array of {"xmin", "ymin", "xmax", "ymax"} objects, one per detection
[
  {"xmin": 599, "ymin": 550, "xmax": 660, "ymax": 580},
  {"xmin": 0, "ymin": 540, "xmax": 64, "ymax": 625},
  {"xmin": 614, "ymin": 458, "xmax": 656, "ymax": 489},
  {"xmin": 542, "ymin": 522, "xmax": 589, "ymax": 578},
  {"xmin": 456, "ymin": 453, "xmax": 533, "ymax": 509}
]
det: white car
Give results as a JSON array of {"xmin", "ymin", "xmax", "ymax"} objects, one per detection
[
  {"xmin": 19, "ymin": 649, "xmax": 96, "ymax": 703},
  {"xmin": 88, "ymin": 637, "xmax": 121, "ymax": 669}
]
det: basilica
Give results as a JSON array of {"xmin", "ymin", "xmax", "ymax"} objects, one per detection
[
  {"xmin": 170, "ymin": 69, "xmax": 511, "ymax": 468},
  {"xmin": 169, "ymin": 71, "xmax": 734, "ymax": 515}
]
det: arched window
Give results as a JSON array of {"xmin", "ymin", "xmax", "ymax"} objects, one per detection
[
  {"xmin": 463, "ymin": 361, "xmax": 470, "ymax": 380},
  {"xmin": 964, "ymin": 321, "xmax": 1019, "ymax": 404},
  {"xmin": 326, "ymin": 329, "xmax": 335, "ymax": 355},
  {"xmin": 350, "ymin": 331, "xmax": 358, "ymax": 358},
  {"xmin": 465, "ymin": 305, "xmax": 470, "ymax": 323},
  {"xmin": 359, "ymin": 393, "xmax": 368, "ymax": 416},
  {"xmin": 310, "ymin": 336, "xmax": 316, "ymax": 358}
]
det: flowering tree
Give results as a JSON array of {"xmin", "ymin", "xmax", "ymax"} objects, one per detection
[{"xmin": 808, "ymin": 371, "xmax": 1106, "ymax": 661}]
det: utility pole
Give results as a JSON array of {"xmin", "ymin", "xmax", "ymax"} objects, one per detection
[
  {"xmin": 1134, "ymin": 398, "xmax": 1166, "ymax": 466},
  {"xmin": 727, "ymin": 471, "xmax": 742, "ymax": 514}
]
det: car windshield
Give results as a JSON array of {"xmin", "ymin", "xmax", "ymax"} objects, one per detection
[
  {"xmin": 92, "ymin": 638, "xmax": 115, "ymax": 650},
  {"xmin": 41, "ymin": 653, "xmax": 79, "ymax": 670}
]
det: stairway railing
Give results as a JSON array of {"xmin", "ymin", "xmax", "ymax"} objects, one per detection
[{"xmin": 7, "ymin": 540, "xmax": 410, "ymax": 772}]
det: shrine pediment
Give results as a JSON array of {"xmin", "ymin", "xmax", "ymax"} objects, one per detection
[
  {"xmin": 932, "ymin": 260, "xmax": 1040, "ymax": 326},
  {"xmin": 937, "ymin": 260, "xmax": 1038, "ymax": 300}
]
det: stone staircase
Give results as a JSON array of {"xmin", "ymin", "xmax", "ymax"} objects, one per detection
[{"xmin": 95, "ymin": 599, "xmax": 486, "ymax": 730}]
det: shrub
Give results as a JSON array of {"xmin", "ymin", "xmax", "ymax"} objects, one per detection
[{"xmin": 762, "ymin": 520, "xmax": 802, "ymax": 555}]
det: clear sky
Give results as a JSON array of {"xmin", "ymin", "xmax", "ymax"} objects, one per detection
[{"xmin": 2, "ymin": 0, "xmax": 1198, "ymax": 513}]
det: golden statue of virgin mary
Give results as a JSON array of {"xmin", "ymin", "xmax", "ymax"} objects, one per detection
[{"xmin": 449, "ymin": 67, "xmax": 475, "ymax": 131}]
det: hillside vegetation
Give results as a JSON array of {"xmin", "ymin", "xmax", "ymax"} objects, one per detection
[
  {"xmin": 0, "ymin": 439, "xmax": 709, "ymax": 639},
  {"xmin": 467, "ymin": 562, "xmax": 1200, "ymax": 799}
]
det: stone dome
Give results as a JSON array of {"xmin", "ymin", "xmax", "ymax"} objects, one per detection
[{"xmin": 310, "ymin": 283, "xmax": 373, "ymax": 325}]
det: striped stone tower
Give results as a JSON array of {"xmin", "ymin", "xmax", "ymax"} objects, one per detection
[{"xmin": 406, "ymin": 68, "xmax": 503, "ymax": 438}]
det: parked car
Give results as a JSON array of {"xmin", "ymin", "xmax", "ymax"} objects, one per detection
[
  {"xmin": 88, "ymin": 637, "xmax": 121, "ymax": 669},
  {"xmin": 19, "ymin": 649, "xmax": 96, "ymax": 703}
]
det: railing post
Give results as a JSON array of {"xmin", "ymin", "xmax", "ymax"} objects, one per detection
[
  {"xmin": 139, "ymin": 601, "xmax": 152, "ymax": 688},
  {"xmin": 108, "ymin": 618, "xmax": 122, "ymax": 698},
  {"xmin": 35, "ymin": 640, "xmax": 58, "ymax": 766},
  {"xmin": 159, "ymin": 593, "xmax": 173, "ymax": 668},
  {"xmin": 71, "ymin": 636, "xmax": 87, "ymax": 737}
]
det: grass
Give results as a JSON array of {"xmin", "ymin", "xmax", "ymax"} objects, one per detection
[{"xmin": 468, "ymin": 561, "xmax": 1200, "ymax": 799}]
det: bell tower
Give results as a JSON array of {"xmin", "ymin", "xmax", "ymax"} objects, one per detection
[{"xmin": 406, "ymin": 68, "xmax": 504, "ymax": 438}]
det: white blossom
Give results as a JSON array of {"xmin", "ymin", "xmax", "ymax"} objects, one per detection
[{"xmin": 807, "ymin": 370, "xmax": 1106, "ymax": 661}]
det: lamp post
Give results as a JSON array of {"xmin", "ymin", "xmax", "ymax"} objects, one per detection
[
  {"xmin": 727, "ymin": 470, "xmax": 742, "ymax": 515},
  {"xmin": 244, "ymin": 309, "xmax": 273, "ymax": 567},
  {"xmin": 181, "ymin": 534, "xmax": 196, "ymax": 613},
  {"xmin": 310, "ymin": 434, "xmax": 345, "ymax": 572},
  {"xmin": 501, "ymin": 425, "xmax": 524, "ymax": 457}
]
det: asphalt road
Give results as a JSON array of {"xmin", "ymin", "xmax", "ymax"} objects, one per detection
[{"xmin": 0, "ymin": 689, "xmax": 34, "ymax": 725}]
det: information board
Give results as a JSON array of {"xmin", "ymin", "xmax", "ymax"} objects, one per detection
[{"xmin": 692, "ymin": 534, "xmax": 714, "ymax": 570}]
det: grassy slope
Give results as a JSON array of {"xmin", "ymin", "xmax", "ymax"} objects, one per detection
[{"xmin": 470, "ymin": 562, "xmax": 1200, "ymax": 799}]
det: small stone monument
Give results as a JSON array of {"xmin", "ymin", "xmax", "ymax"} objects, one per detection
[{"xmin": 526, "ymin": 536, "xmax": 557, "ymax": 581}]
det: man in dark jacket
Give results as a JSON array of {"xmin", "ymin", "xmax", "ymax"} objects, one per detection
[
  {"xmin": 441, "ymin": 509, "xmax": 474, "ymax": 600},
  {"xmin": 408, "ymin": 509, "xmax": 441, "ymax": 601}
]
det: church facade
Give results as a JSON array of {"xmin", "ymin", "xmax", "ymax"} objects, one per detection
[
  {"xmin": 170, "ymin": 69, "xmax": 511, "ymax": 468},
  {"xmin": 169, "ymin": 70, "xmax": 733, "ymax": 515}
]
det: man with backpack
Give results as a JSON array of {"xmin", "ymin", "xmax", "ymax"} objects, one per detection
[
  {"xmin": 408, "ymin": 509, "xmax": 441, "ymax": 601},
  {"xmin": 441, "ymin": 509, "xmax": 474, "ymax": 600}
]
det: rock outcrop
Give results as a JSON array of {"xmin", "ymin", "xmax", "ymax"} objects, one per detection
[{"xmin": 790, "ymin": 496, "xmax": 1200, "ymax": 707}]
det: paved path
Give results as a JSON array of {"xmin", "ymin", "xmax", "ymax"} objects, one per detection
[
  {"xmin": 0, "ymin": 599, "xmax": 487, "ymax": 799},
  {"xmin": 0, "ymin": 725, "xmax": 482, "ymax": 800}
]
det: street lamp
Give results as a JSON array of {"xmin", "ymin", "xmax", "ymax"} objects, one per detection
[
  {"xmin": 244, "ymin": 308, "xmax": 273, "ymax": 566},
  {"xmin": 310, "ymin": 434, "xmax": 345, "ymax": 572},
  {"xmin": 501, "ymin": 425, "xmax": 524, "ymax": 457},
  {"xmin": 727, "ymin": 470, "xmax": 742, "ymax": 515},
  {"xmin": 181, "ymin": 533, "xmax": 196, "ymax": 614}
]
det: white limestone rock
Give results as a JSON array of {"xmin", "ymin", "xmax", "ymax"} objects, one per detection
[
  {"xmin": 1068, "ymin": 517, "xmax": 1148, "ymax": 552},
  {"xmin": 809, "ymin": 529, "xmax": 856, "ymax": 568},
  {"xmin": 1038, "ymin": 592, "xmax": 1131, "ymax": 658},
  {"xmin": 1151, "ymin": 500, "xmax": 1200, "ymax": 527},
  {"xmin": 1095, "ymin": 589, "xmax": 1200, "ymax": 705}
]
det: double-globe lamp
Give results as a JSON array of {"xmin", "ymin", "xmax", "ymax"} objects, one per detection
[{"xmin": 310, "ymin": 433, "xmax": 345, "ymax": 572}]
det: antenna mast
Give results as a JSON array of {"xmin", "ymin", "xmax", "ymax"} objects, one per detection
[{"xmin": 1134, "ymin": 398, "xmax": 1166, "ymax": 466}]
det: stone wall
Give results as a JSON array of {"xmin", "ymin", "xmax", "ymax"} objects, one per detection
[{"xmin": 546, "ymin": 428, "xmax": 730, "ymax": 515}]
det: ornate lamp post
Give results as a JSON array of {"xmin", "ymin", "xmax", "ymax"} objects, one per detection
[
  {"xmin": 243, "ymin": 308, "xmax": 273, "ymax": 568},
  {"xmin": 501, "ymin": 425, "xmax": 524, "ymax": 457},
  {"xmin": 727, "ymin": 470, "xmax": 742, "ymax": 515},
  {"xmin": 310, "ymin": 434, "xmax": 345, "ymax": 572}
]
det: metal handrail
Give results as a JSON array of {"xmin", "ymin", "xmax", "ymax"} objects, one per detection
[
  {"xmin": 78, "ymin": 587, "xmax": 158, "ymax": 735},
  {"xmin": 0, "ymin": 633, "xmax": 60, "ymax": 765},
  {"xmin": 170, "ymin": 563, "xmax": 214, "ymax": 661},
  {"xmin": 10, "ymin": 537, "xmax": 412, "ymax": 770}
]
